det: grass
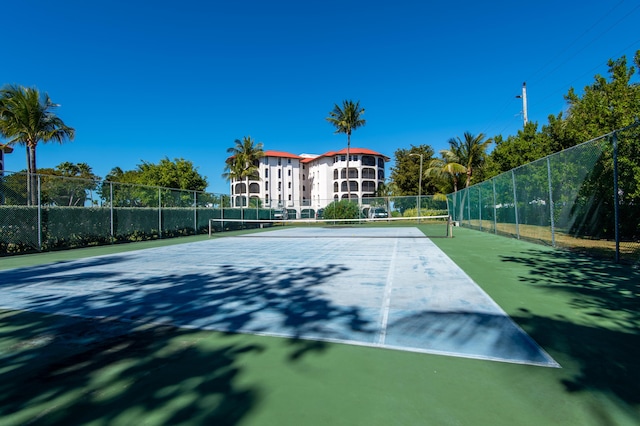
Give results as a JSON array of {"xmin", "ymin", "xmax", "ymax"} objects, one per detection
[
  {"xmin": 465, "ymin": 219, "xmax": 640, "ymax": 262},
  {"xmin": 0, "ymin": 227, "xmax": 638, "ymax": 425}
]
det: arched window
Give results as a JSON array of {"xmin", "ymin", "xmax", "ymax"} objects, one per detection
[
  {"xmin": 349, "ymin": 181, "xmax": 358, "ymax": 191},
  {"xmin": 341, "ymin": 181, "xmax": 348, "ymax": 192},
  {"xmin": 378, "ymin": 157, "xmax": 385, "ymax": 168},
  {"xmin": 362, "ymin": 155, "xmax": 376, "ymax": 166},
  {"xmin": 334, "ymin": 182, "xmax": 339, "ymax": 192},
  {"xmin": 235, "ymin": 183, "xmax": 246, "ymax": 194},
  {"xmin": 362, "ymin": 168, "xmax": 376, "ymax": 179},
  {"xmin": 333, "ymin": 169, "xmax": 339, "ymax": 179},
  {"xmin": 341, "ymin": 168, "xmax": 347, "ymax": 179},
  {"xmin": 362, "ymin": 181, "xmax": 376, "ymax": 192},
  {"xmin": 249, "ymin": 183, "xmax": 260, "ymax": 194},
  {"xmin": 349, "ymin": 169, "xmax": 358, "ymax": 179},
  {"xmin": 378, "ymin": 169, "xmax": 385, "ymax": 180}
]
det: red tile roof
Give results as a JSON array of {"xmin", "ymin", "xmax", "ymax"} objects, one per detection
[
  {"xmin": 263, "ymin": 150, "xmax": 302, "ymax": 160},
  {"xmin": 301, "ymin": 147, "xmax": 389, "ymax": 163}
]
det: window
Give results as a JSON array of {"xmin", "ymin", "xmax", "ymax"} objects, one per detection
[
  {"xmin": 278, "ymin": 169, "xmax": 281, "ymax": 178},
  {"xmin": 288, "ymin": 194, "xmax": 292, "ymax": 200},
  {"xmin": 341, "ymin": 181, "xmax": 347, "ymax": 191},
  {"xmin": 334, "ymin": 169, "xmax": 339, "ymax": 179},
  {"xmin": 278, "ymin": 158, "xmax": 281, "ymax": 166},
  {"xmin": 265, "ymin": 181, "xmax": 269, "ymax": 190},
  {"xmin": 288, "ymin": 158, "xmax": 291, "ymax": 164},
  {"xmin": 266, "ymin": 194, "xmax": 269, "ymax": 203},
  {"xmin": 362, "ymin": 168, "xmax": 376, "ymax": 179},
  {"xmin": 288, "ymin": 182, "xmax": 291, "ymax": 189},
  {"xmin": 303, "ymin": 185, "xmax": 306, "ymax": 191},
  {"xmin": 378, "ymin": 157, "xmax": 384, "ymax": 168},
  {"xmin": 341, "ymin": 155, "xmax": 346, "ymax": 161},
  {"xmin": 342, "ymin": 168, "xmax": 358, "ymax": 178},
  {"xmin": 288, "ymin": 169, "xmax": 291, "ymax": 176},
  {"xmin": 349, "ymin": 155, "xmax": 358, "ymax": 161},
  {"xmin": 303, "ymin": 174, "xmax": 306, "ymax": 180},
  {"xmin": 378, "ymin": 169, "xmax": 385, "ymax": 179},
  {"xmin": 362, "ymin": 156, "xmax": 375, "ymax": 166},
  {"xmin": 265, "ymin": 169, "xmax": 269, "ymax": 178},
  {"xmin": 334, "ymin": 182, "xmax": 339, "ymax": 192},
  {"xmin": 278, "ymin": 182, "xmax": 281, "ymax": 191},
  {"xmin": 362, "ymin": 181, "xmax": 376, "ymax": 192}
]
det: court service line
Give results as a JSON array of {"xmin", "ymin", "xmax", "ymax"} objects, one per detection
[{"xmin": 377, "ymin": 237, "xmax": 399, "ymax": 345}]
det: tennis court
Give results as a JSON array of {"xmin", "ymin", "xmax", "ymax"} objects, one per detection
[
  {"xmin": 1, "ymin": 225, "xmax": 638, "ymax": 425},
  {"xmin": 0, "ymin": 226, "xmax": 556, "ymax": 367}
]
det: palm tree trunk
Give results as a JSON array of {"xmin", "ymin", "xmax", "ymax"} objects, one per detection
[
  {"xmin": 346, "ymin": 132, "xmax": 351, "ymax": 201},
  {"xmin": 25, "ymin": 146, "xmax": 31, "ymax": 205},
  {"xmin": 29, "ymin": 142, "xmax": 38, "ymax": 206}
]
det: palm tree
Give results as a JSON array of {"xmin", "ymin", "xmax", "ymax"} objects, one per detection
[
  {"xmin": 447, "ymin": 132, "xmax": 492, "ymax": 188},
  {"xmin": 326, "ymin": 100, "xmax": 366, "ymax": 201},
  {"xmin": 0, "ymin": 84, "xmax": 75, "ymax": 205},
  {"xmin": 426, "ymin": 149, "xmax": 467, "ymax": 193},
  {"xmin": 222, "ymin": 136, "xmax": 264, "ymax": 208}
]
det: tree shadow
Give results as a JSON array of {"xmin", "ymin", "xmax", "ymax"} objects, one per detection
[
  {"xmin": 0, "ymin": 254, "xmax": 374, "ymax": 423},
  {"xmin": 500, "ymin": 249, "xmax": 640, "ymax": 404}
]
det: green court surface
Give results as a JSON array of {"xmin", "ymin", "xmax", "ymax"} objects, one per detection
[{"xmin": 1, "ymin": 227, "xmax": 639, "ymax": 425}]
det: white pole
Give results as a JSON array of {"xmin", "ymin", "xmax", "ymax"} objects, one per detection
[
  {"xmin": 516, "ymin": 82, "xmax": 528, "ymax": 127},
  {"xmin": 522, "ymin": 82, "xmax": 528, "ymax": 125}
]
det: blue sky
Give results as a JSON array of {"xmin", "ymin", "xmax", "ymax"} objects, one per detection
[{"xmin": 3, "ymin": 0, "xmax": 639, "ymax": 194}]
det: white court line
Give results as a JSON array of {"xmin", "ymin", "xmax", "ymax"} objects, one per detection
[{"xmin": 377, "ymin": 237, "xmax": 398, "ymax": 345}]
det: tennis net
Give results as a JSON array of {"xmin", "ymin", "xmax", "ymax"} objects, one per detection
[{"xmin": 208, "ymin": 215, "xmax": 453, "ymax": 238}]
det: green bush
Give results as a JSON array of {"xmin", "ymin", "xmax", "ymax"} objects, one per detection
[{"xmin": 324, "ymin": 200, "xmax": 359, "ymax": 220}]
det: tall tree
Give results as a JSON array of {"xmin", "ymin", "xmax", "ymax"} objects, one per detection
[
  {"xmin": 447, "ymin": 132, "xmax": 492, "ymax": 188},
  {"xmin": 389, "ymin": 145, "xmax": 436, "ymax": 195},
  {"xmin": 426, "ymin": 149, "xmax": 467, "ymax": 193},
  {"xmin": 223, "ymin": 136, "xmax": 264, "ymax": 207},
  {"xmin": 0, "ymin": 85, "xmax": 75, "ymax": 204},
  {"xmin": 326, "ymin": 100, "xmax": 366, "ymax": 201}
]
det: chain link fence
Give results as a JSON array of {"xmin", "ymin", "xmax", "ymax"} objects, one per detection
[
  {"xmin": 0, "ymin": 172, "xmax": 448, "ymax": 256},
  {"xmin": 447, "ymin": 121, "xmax": 640, "ymax": 264}
]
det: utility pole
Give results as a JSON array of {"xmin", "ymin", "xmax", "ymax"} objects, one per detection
[{"xmin": 516, "ymin": 82, "xmax": 528, "ymax": 126}]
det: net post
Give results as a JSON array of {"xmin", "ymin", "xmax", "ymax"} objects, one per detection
[{"xmin": 448, "ymin": 215, "xmax": 453, "ymax": 238}]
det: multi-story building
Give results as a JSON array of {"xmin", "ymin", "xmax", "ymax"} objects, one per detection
[
  {"xmin": 0, "ymin": 143, "xmax": 13, "ymax": 176},
  {"xmin": 229, "ymin": 147, "xmax": 389, "ymax": 215}
]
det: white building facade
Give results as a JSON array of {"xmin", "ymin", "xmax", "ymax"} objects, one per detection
[{"xmin": 229, "ymin": 148, "xmax": 389, "ymax": 215}]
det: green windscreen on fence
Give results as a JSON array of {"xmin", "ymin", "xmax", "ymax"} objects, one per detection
[{"xmin": 447, "ymin": 122, "xmax": 640, "ymax": 263}]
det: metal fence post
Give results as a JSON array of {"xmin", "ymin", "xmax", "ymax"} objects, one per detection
[
  {"xmin": 492, "ymin": 178, "xmax": 497, "ymax": 234},
  {"xmin": 546, "ymin": 157, "xmax": 556, "ymax": 247},
  {"xmin": 158, "ymin": 188, "xmax": 162, "ymax": 239},
  {"xmin": 478, "ymin": 187, "xmax": 482, "ymax": 231},
  {"xmin": 613, "ymin": 131, "xmax": 620, "ymax": 263},
  {"xmin": 110, "ymin": 182, "xmax": 114, "ymax": 239},
  {"xmin": 193, "ymin": 191, "xmax": 197, "ymax": 234},
  {"xmin": 512, "ymin": 170, "xmax": 520, "ymax": 239},
  {"xmin": 37, "ymin": 174, "xmax": 42, "ymax": 251}
]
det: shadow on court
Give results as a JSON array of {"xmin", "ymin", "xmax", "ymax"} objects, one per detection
[
  {"xmin": 500, "ymin": 248, "xmax": 640, "ymax": 406},
  {"xmin": 0, "ymin": 311, "xmax": 264, "ymax": 425},
  {"xmin": 0, "ymin": 255, "xmax": 375, "ymax": 424}
]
